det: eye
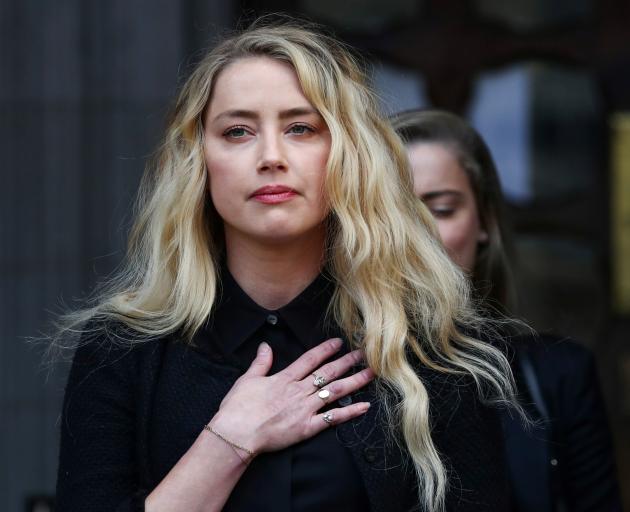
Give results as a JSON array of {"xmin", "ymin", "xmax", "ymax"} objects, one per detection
[
  {"xmin": 287, "ymin": 123, "xmax": 315, "ymax": 135},
  {"xmin": 423, "ymin": 200, "xmax": 457, "ymax": 219},
  {"xmin": 430, "ymin": 207, "xmax": 455, "ymax": 219},
  {"xmin": 223, "ymin": 126, "xmax": 250, "ymax": 139}
]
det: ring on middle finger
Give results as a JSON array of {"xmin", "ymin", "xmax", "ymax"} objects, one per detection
[
  {"xmin": 312, "ymin": 373, "xmax": 327, "ymax": 389},
  {"xmin": 318, "ymin": 389, "xmax": 331, "ymax": 402}
]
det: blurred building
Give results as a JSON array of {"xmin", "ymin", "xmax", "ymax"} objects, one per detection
[{"xmin": 1, "ymin": 1, "xmax": 629, "ymax": 510}]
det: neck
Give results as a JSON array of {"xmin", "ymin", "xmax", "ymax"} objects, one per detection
[{"xmin": 225, "ymin": 230, "xmax": 326, "ymax": 310}]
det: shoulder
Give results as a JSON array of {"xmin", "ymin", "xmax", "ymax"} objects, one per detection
[
  {"xmin": 61, "ymin": 319, "xmax": 174, "ymax": 430},
  {"xmin": 66, "ymin": 319, "xmax": 171, "ymax": 388},
  {"xmin": 510, "ymin": 332, "xmax": 607, "ymax": 434},
  {"xmin": 513, "ymin": 333, "xmax": 596, "ymax": 384}
]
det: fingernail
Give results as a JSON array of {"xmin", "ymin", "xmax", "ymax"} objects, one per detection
[
  {"xmin": 331, "ymin": 338, "xmax": 343, "ymax": 349},
  {"xmin": 258, "ymin": 342, "xmax": 270, "ymax": 354},
  {"xmin": 360, "ymin": 402, "xmax": 371, "ymax": 412}
]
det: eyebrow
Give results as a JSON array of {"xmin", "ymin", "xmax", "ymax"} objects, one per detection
[
  {"xmin": 211, "ymin": 107, "xmax": 320, "ymax": 123},
  {"xmin": 420, "ymin": 190, "xmax": 463, "ymax": 201}
]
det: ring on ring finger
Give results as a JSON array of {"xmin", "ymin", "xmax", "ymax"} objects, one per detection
[{"xmin": 322, "ymin": 411, "xmax": 334, "ymax": 424}]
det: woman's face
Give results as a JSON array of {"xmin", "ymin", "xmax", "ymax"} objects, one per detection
[
  {"xmin": 203, "ymin": 57, "xmax": 331, "ymax": 248},
  {"xmin": 407, "ymin": 142, "xmax": 487, "ymax": 273}
]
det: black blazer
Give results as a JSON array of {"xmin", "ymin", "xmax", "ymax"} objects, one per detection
[
  {"xmin": 57, "ymin": 330, "xmax": 511, "ymax": 512},
  {"xmin": 502, "ymin": 335, "xmax": 623, "ymax": 512}
]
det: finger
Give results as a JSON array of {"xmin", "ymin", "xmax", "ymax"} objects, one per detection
[
  {"xmin": 306, "ymin": 402, "xmax": 371, "ymax": 435},
  {"xmin": 281, "ymin": 338, "xmax": 343, "ymax": 381},
  {"xmin": 308, "ymin": 368, "xmax": 375, "ymax": 409},
  {"xmin": 301, "ymin": 349, "xmax": 364, "ymax": 392},
  {"xmin": 243, "ymin": 342, "xmax": 273, "ymax": 377}
]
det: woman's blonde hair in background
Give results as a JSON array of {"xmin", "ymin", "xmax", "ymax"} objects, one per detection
[{"xmin": 55, "ymin": 19, "xmax": 519, "ymax": 512}]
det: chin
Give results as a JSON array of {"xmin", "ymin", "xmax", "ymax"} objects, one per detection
[
  {"xmin": 258, "ymin": 229, "xmax": 314, "ymax": 245},
  {"xmin": 259, "ymin": 222, "xmax": 326, "ymax": 245}
]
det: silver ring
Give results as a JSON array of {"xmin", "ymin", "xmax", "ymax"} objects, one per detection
[
  {"xmin": 322, "ymin": 411, "xmax": 334, "ymax": 424},
  {"xmin": 312, "ymin": 373, "xmax": 327, "ymax": 388},
  {"xmin": 318, "ymin": 389, "xmax": 331, "ymax": 401}
]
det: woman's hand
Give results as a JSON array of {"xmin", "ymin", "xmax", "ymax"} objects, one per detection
[{"xmin": 208, "ymin": 338, "xmax": 374, "ymax": 459}]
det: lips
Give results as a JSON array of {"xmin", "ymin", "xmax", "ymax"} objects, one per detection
[{"xmin": 250, "ymin": 185, "xmax": 298, "ymax": 204}]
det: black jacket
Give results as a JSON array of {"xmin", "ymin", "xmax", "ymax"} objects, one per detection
[
  {"xmin": 502, "ymin": 335, "xmax": 623, "ymax": 512},
  {"xmin": 56, "ymin": 328, "xmax": 512, "ymax": 512}
]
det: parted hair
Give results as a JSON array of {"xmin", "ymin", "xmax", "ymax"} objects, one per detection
[
  {"xmin": 391, "ymin": 109, "xmax": 515, "ymax": 312},
  {"xmin": 57, "ymin": 20, "xmax": 517, "ymax": 512}
]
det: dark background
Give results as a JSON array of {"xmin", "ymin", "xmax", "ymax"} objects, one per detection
[{"xmin": 1, "ymin": 1, "xmax": 629, "ymax": 511}]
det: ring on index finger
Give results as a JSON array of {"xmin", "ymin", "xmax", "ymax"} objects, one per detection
[{"xmin": 312, "ymin": 373, "xmax": 327, "ymax": 389}]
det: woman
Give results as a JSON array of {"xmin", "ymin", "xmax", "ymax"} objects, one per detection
[
  {"xmin": 56, "ymin": 23, "xmax": 519, "ymax": 512},
  {"xmin": 392, "ymin": 109, "xmax": 622, "ymax": 512}
]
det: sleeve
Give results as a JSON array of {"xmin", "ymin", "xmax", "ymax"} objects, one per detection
[
  {"xmin": 426, "ymin": 372, "xmax": 511, "ymax": 512},
  {"xmin": 549, "ymin": 342, "xmax": 623, "ymax": 512},
  {"xmin": 56, "ymin": 335, "xmax": 148, "ymax": 512}
]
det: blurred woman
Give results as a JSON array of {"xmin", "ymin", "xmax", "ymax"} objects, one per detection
[
  {"xmin": 55, "ymin": 23, "xmax": 521, "ymax": 512},
  {"xmin": 392, "ymin": 109, "xmax": 622, "ymax": 512}
]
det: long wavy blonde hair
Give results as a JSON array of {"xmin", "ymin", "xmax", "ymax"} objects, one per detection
[{"xmin": 58, "ymin": 19, "xmax": 517, "ymax": 512}]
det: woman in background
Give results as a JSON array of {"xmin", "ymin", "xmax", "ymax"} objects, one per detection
[
  {"xmin": 392, "ymin": 109, "xmax": 623, "ymax": 512},
  {"xmin": 55, "ymin": 23, "xmax": 520, "ymax": 512}
]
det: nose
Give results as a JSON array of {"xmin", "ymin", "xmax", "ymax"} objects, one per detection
[{"xmin": 257, "ymin": 132, "xmax": 288, "ymax": 173}]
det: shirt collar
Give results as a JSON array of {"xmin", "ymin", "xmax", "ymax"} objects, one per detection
[
  {"xmin": 277, "ymin": 269, "xmax": 339, "ymax": 348},
  {"xmin": 204, "ymin": 263, "xmax": 336, "ymax": 356}
]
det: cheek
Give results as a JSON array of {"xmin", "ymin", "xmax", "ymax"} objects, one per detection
[
  {"xmin": 205, "ymin": 159, "xmax": 239, "ymax": 219},
  {"xmin": 300, "ymin": 157, "xmax": 328, "ymax": 211},
  {"xmin": 310, "ymin": 170, "xmax": 327, "ymax": 206},
  {"xmin": 434, "ymin": 216, "xmax": 481, "ymax": 271},
  {"xmin": 316, "ymin": 176, "xmax": 331, "ymax": 219}
]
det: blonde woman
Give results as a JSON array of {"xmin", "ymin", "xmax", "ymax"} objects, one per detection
[{"xmin": 56, "ymin": 22, "xmax": 518, "ymax": 512}]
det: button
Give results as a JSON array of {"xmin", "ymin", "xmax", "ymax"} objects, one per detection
[
  {"xmin": 550, "ymin": 458, "xmax": 558, "ymax": 466},
  {"xmin": 266, "ymin": 314, "xmax": 278, "ymax": 325},
  {"xmin": 338, "ymin": 395, "xmax": 353, "ymax": 407},
  {"xmin": 363, "ymin": 446, "xmax": 378, "ymax": 463}
]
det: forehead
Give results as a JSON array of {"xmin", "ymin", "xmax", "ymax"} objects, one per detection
[
  {"xmin": 407, "ymin": 142, "xmax": 472, "ymax": 193},
  {"xmin": 207, "ymin": 57, "xmax": 312, "ymax": 115}
]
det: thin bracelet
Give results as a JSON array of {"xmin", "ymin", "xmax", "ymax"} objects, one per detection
[{"xmin": 204, "ymin": 424, "xmax": 255, "ymax": 464}]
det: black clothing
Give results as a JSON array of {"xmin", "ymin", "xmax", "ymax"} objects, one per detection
[
  {"xmin": 502, "ymin": 335, "xmax": 623, "ymax": 512},
  {"xmin": 190, "ymin": 269, "xmax": 369, "ymax": 511},
  {"xmin": 57, "ymin": 269, "xmax": 511, "ymax": 512}
]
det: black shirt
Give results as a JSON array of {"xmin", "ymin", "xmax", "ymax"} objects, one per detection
[{"xmin": 194, "ymin": 266, "xmax": 370, "ymax": 511}]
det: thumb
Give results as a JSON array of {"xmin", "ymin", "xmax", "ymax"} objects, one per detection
[{"xmin": 244, "ymin": 342, "xmax": 273, "ymax": 377}]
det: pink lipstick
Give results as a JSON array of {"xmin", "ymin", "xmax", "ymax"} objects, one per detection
[{"xmin": 250, "ymin": 185, "xmax": 298, "ymax": 204}]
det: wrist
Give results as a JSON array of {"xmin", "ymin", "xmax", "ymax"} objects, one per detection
[
  {"xmin": 210, "ymin": 411, "xmax": 265, "ymax": 453},
  {"xmin": 204, "ymin": 424, "xmax": 255, "ymax": 465},
  {"xmin": 205, "ymin": 415, "xmax": 258, "ymax": 464}
]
